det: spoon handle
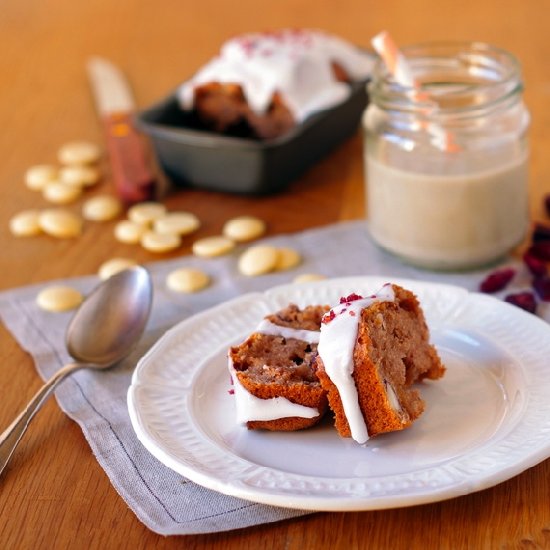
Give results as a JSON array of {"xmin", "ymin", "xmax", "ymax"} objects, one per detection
[{"xmin": 0, "ymin": 362, "xmax": 83, "ymax": 476}]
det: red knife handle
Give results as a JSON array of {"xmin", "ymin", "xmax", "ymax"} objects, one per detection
[{"xmin": 103, "ymin": 112, "xmax": 156, "ymax": 204}]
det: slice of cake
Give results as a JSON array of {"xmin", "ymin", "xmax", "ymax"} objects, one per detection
[
  {"xmin": 315, "ymin": 284, "xmax": 445, "ymax": 444},
  {"xmin": 228, "ymin": 303, "xmax": 329, "ymax": 431}
]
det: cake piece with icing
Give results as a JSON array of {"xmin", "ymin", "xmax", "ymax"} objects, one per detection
[
  {"xmin": 178, "ymin": 29, "xmax": 374, "ymax": 139},
  {"xmin": 315, "ymin": 284, "xmax": 445, "ymax": 444},
  {"xmin": 228, "ymin": 303, "xmax": 329, "ymax": 431}
]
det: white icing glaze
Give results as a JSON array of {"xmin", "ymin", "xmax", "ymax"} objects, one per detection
[
  {"xmin": 317, "ymin": 284, "xmax": 395, "ymax": 444},
  {"xmin": 228, "ymin": 359, "xmax": 318, "ymax": 423},
  {"xmin": 178, "ymin": 29, "xmax": 373, "ymax": 122},
  {"xmin": 256, "ymin": 319, "xmax": 320, "ymax": 344}
]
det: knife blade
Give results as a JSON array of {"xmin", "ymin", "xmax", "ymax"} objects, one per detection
[{"xmin": 87, "ymin": 56, "xmax": 156, "ymax": 203}]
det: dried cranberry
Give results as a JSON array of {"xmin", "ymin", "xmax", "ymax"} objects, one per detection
[
  {"xmin": 322, "ymin": 310, "xmax": 336, "ymax": 324},
  {"xmin": 339, "ymin": 293, "xmax": 363, "ymax": 304},
  {"xmin": 533, "ymin": 276, "xmax": 550, "ymax": 301},
  {"xmin": 479, "ymin": 268, "xmax": 516, "ymax": 293},
  {"xmin": 532, "ymin": 222, "xmax": 550, "ymax": 243},
  {"xmin": 523, "ymin": 250, "xmax": 547, "ymax": 277},
  {"xmin": 529, "ymin": 242, "xmax": 550, "ymax": 261},
  {"xmin": 504, "ymin": 291, "xmax": 537, "ymax": 314}
]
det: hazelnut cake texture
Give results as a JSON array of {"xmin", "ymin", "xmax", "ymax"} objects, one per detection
[
  {"xmin": 228, "ymin": 303, "xmax": 330, "ymax": 431},
  {"xmin": 178, "ymin": 29, "xmax": 373, "ymax": 139},
  {"xmin": 315, "ymin": 284, "xmax": 445, "ymax": 444}
]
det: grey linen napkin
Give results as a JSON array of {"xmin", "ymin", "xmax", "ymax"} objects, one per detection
[{"xmin": 0, "ymin": 221, "xmax": 543, "ymax": 535}]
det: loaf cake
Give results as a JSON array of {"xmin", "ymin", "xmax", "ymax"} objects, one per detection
[
  {"xmin": 178, "ymin": 29, "xmax": 373, "ymax": 139},
  {"xmin": 228, "ymin": 303, "xmax": 329, "ymax": 430},
  {"xmin": 315, "ymin": 284, "xmax": 445, "ymax": 444}
]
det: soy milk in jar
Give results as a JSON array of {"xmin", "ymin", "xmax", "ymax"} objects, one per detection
[{"xmin": 364, "ymin": 42, "xmax": 530, "ymax": 269}]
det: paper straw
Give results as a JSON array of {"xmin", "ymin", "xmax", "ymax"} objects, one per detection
[{"xmin": 371, "ymin": 31, "xmax": 460, "ymax": 152}]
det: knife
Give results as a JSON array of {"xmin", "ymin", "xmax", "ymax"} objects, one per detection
[{"xmin": 87, "ymin": 56, "xmax": 156, "ymax": 204}]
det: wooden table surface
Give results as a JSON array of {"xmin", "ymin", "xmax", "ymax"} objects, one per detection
[{"xmin": 2, "ymin": 1, "xmax": 550, "ymax": 548}]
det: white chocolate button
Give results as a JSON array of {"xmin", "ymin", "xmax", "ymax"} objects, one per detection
[
  {"xmin": 59, "ymin": 165, "xmax": 101, "ymax": 188},
  {"xmin": 114, "ymin": 219, "xmax": 147, "ymax": 244},
  {"xmin": 98, "ymin": 258, "xmax": 138, "ymax": 280},
  {"xmin": 43, "ymin": 181, "xmax": 82, "ymax": 204},
  {"xmin": 9, "ymin": 210, "xmax": 43, "ymax": 237},
  {"xmin": 223, "ymin": 216, "xmax": 266, "ymax": 242},
  {"xmin": 25, "ymin": 165, "xmax": 58, "ymax": 191},
  {"xmin": 293, "ymin": 273, "xmax": 327, "ymax": 283},
  {"xmin": 192, "ymin": 236, "xmax": 235, "ymax": 257},
  {"xmin": 141, "ymin": 230, "xmax": 181, "ymax": 252},
  {"xmin": 274, "ymin": 247, "xmax": 302, "ymax": 271},
  {"xmin": 39, "ymin": 209, "xmax": 83, "ymax": 238},
  {"xmin": 82, "ymin": 195, "xmax": 122, "ymax": 221},
  {"xmin": 127, "ymin": 202, "xmax": 167, "ymax": 226},
  {"xmin": 238, "ymin": 245, "xmax": 279, "ymax": 276},
  {"xmin": 36, "ymin": 286, "xmax": 83, "ymax": 312},
  {"xmin": 166, "ymin": 267, "xmax": 210, "ymax": 293},
  {"xmin": 58, "ymin": 141, "xmax": 101, "ymax": 166},
  {"xmin": 153, "ymin": 212, "xmax": 201, "ymax": 236}
]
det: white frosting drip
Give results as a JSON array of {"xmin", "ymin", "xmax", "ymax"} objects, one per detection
[
  {"xmin": 317, "ymin": 284, "xmax": 396, "ymax": 444},
  {"xmin": 256, "ymin": 319, "xmax": 320, "ymax": 344},
  {"xmin": 228, "ymin": 359, "xmax": 318, "ymax": 423},
  {"xmin": 178, "ymin": 29, "xmax": 373, "ymax": 122}
]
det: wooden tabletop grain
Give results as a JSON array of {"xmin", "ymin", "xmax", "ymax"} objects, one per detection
[{"xmin": 2, "ymin": 1, "xmax": 550, "ymax": 548}]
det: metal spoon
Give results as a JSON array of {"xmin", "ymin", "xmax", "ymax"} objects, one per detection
[{"xmin": 0, "ymin": 266, "xmax": 153, "ymax": 475}]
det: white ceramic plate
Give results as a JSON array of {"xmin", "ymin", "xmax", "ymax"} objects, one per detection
[{"xmin": 128, "ymin": 276, "xmax": 550, "ymax": 511}]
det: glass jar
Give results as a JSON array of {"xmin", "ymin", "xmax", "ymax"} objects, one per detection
[{"xmin": 363, "ymin": 42, "xmax": 530, "ymax": 270}]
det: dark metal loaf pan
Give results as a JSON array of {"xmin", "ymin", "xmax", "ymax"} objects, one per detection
[{"xmin": 136, "ymin": 81, "xmax": 369, "ymax": 195}]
